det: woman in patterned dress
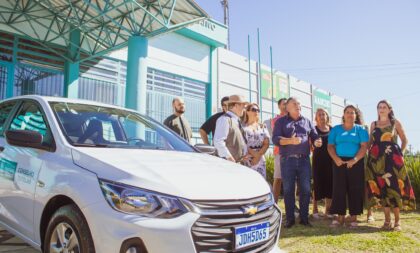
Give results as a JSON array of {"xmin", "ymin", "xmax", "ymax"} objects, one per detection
[
  {"xmin": 242, "ymin": 103, "xmax": 270, "ymax": 179},
  {"xmin": 366, "ymin": 100, "xmax": 416, "ymax": 231}
]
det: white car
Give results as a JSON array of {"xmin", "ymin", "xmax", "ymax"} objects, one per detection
[{"xmin": 0, "ymin": 95, "xmax": 282, "ymax": 253}]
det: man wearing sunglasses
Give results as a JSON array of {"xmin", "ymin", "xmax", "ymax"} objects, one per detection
[{"xmin": 213, "ymin": 95, "xmax": 249, "ymax": 163}]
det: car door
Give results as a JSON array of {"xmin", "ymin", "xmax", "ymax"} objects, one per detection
[
  {"xmin": 0, "ymin": 99, "xmax": 19, "ymax": 226},
  {"xmin": 0, "ymin": 99, "xmax": 55, "ymax": 240}
]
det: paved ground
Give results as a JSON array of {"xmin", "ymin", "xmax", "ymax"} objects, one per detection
[{"xmin": 0, "ymin": 227, "xmax": 38, "ymax": 252}]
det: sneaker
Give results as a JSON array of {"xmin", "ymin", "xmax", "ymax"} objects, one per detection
[{"xmin": 367, "ymin": 215, "xmax": 375, "ymax": 223}]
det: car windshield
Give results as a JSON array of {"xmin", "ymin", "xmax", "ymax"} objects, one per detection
[{"xmin": 49, "ymin": 101, "xmax": 195, "ymax": 152}]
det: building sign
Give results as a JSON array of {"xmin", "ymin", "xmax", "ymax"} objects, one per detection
[
  {"xmin": 313, "ymin": 88, "xmax": 332, "ymax": 116},
  {"xmin": 178, "ymin": 19, "xmax": 228, "ymax": 47},
  {"xmin": 261, "ymin": 69, "xmax": 289, "ymax": 101}
]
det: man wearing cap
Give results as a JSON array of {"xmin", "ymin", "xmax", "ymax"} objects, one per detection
[
  {"xmin": 213, "ymin": 95, "xmax": 248, "ymax": 163},
  {"xmin": 272, "ymin": 97, "xmax": 322, "ymax": 228},
  {"xmin": 199, "ymin": 96, "xmax": 229, "ymax": 145},
  {"xmin": 164, "ymin": 97, "xmax": 192, "ymax": 143}
]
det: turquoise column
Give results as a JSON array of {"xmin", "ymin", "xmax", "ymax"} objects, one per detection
[
  {"xmin": 64, "ymin": 29, "xmax": 80, "ymax": 98},
  {"xmin": 125, "ymin": 36, "xmax": 148, "ymax": 114},
  {"xmin": 207, "ymin": 46, "xmax": 217, "ymax": 119},
  {"xmin": 6, "ymin": 37, "xmax": 18, "ymax": 98}
]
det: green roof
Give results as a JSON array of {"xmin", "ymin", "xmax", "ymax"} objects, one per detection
[{"xmin": 0, "ymin": 0, "xmax": 209, "ymax": 62}]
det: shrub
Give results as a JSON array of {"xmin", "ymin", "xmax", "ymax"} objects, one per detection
[
  {"xmin": 406, "ymin": 155, "xmax": 420, "ymax": 201},
  {"xmin": 265, "ymin": 153, "xmax": 275, "ymax": 185}
]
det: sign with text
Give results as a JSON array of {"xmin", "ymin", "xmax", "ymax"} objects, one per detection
[
  {"xmin": 261, "ymin": 69, "xmax": 289, "ymax": 101},
  {"xmin": 313, "ymin": 88, "xmax": 332, "ymax": 118}
]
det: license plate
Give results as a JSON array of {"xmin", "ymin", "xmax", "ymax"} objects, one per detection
[{"xmin": 234, "ymin": 222, "xmax": 270, "ymax": 250}]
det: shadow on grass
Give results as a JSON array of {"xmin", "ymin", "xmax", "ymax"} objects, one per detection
[{"xmin": 280, "ymin": 219, "xmax": 381, "ymax": 239}]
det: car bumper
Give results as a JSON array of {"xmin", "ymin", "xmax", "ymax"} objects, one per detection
[{"xmin": 82, "ymin": 201, "xmax": 282, "ymax": 253}]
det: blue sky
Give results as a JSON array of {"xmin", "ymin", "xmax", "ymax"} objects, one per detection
[{"xmin": 195, "ymin": 0, "xmax": 420, "ymax": 152}]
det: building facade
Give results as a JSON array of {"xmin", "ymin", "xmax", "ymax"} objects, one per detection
[{"xmin": 0, "ymin": 18, "xmax": 354, "ymax": 144}]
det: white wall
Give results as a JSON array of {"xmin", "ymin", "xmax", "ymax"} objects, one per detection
[
  {"xmin": 217, "ymin": 48, "xmax": 258, "ymax": 112},
  {"xmin": 108, "ymin": 33, "xmax": 210, "ymax": 83},
  {"xmin": 331, "ymin": 94, "xmax": 346, "ymax": 126},
  {"xmin": 289, "ymin": 76, "xmax": 312, "ymax": 109}
]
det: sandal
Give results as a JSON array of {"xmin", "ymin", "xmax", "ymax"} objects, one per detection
[
  {"xmin": 394, "ymin": 223, "xmax": 402, "ymax": 231},
  {"xmin": 349, "ymin": 221, "xmax": 358, "ymax": 229},
  {"xmin": 367, "ymin": 215, "xmax": 375, "ymax": 223},
  {"xmin": 313, "ymin": 213, "xmax": 321, "ymax": 219},
  {"xmin": 329, "ymin": 220, "xmax": 342, "ymax": 228},
  {"xmin": 381, "ymin": 221, "xmax": 393, "ymax": 230}
]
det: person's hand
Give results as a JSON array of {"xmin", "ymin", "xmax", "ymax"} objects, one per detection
[
  {"xmin": 290, "ymin": 133, "xmax": 302, "ymax": 145},
  {"xmin": 346, "ymin": 158, "xmax": 358, "ymax": 169},
  {"xmin": 314, "ymin": 138, "xmax": 322, "ymax": 148},
  {"xmin": 251, "ymin": 155, "xmax": 260, "ymax": 166},
  {"xmin": 334, "ymin": 158, "xmax": 345, "ymax": 167}
]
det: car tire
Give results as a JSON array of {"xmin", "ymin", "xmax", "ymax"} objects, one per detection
[{"xmin": 44, "ymin": 204, "xmax": 95, "ymax": 253}]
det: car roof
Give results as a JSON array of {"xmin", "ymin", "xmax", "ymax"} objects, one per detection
[{"xmin": 1, "ymin": 95, "xmax": 131, "ymax": 111}]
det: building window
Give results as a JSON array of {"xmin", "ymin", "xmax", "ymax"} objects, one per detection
[
  {"xmin": 13, "ymin": 64, "xmax": 64, "ymax": 96},
  {"xmin": 146, "ymin": 68, "xmax": 207, "ymax": 135}
]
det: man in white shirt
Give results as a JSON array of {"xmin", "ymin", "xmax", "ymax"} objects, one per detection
[{"xmin": 213, "ymin": 95, "xmax": 248, "ymax": 163}]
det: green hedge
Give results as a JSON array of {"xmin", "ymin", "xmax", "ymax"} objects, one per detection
[
  {"xmin": 265, "ymin": 154, "xmax": 420, "ymax": 203},
  {"xmin": 265, "ymin": 154, "xmax": 275, "ymax": 185},
  {"xmin": 406, "ymin": 156, "xmax": 420, "ymax": 201}
]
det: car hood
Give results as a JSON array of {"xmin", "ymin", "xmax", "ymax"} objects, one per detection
[{"xmin": 71, "ymin": 148, "xmax": 270, "ymax": 200}]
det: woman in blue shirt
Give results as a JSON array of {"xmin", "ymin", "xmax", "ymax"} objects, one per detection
[{"xmin": 328, "ymin": 105, "xmax": 369, "ymax": 228}]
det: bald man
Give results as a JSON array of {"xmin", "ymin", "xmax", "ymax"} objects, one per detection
[{"xmin": 163, "ymin": 97, "xmax": 192, "ymax": 143}]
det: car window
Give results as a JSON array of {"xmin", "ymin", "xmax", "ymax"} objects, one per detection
[
  {"xmin": 50, "ymin": 101, "xmax": 195, "ymax": 152},
  {"xmin": 9, "ymin": 101, "xmax": 54, "ymax": 147},
  {"xmin": 0, "ymin": 101, "xmax": 17, "ymax": 136}
]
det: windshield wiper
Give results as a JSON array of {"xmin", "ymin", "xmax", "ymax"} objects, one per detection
[{"xmin": 72, "ymin": 143, "xmax": 110, "ymax": 147}]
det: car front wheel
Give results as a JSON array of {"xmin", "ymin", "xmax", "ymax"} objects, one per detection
[{"xmin": 44, "ymin": 204, "xmax": 95, "ymax": 253}]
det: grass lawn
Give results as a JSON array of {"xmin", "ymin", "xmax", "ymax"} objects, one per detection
[{"xmin": 277, "ymin": 201, "xmax": 420, "ymax": 253}]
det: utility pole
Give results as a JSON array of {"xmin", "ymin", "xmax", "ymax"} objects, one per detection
[{"xmin": 221, "ymin": 0, "xmax": 230, "ymax": 49}]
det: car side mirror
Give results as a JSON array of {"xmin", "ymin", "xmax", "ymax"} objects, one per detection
[
  {"xmin": 5, "ymin": 130, "xmax": 45, "ymax": 150},
  {"xmin": 194, "ymin": 144, "xmax": 217, "ymax": 155}
]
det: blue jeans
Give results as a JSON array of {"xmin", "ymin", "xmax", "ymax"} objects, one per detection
[{"xmin": 281, "ymin": 156, "xmax": 312, "ymax": 223}]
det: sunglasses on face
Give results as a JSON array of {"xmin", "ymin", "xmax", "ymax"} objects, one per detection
[{"xmin": 249, "ymin": 107, "xmax": 260, "ymax": 113}]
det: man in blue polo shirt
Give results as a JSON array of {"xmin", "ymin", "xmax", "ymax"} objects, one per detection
[{"xmin": 272, "ymin": 97, "xmax": 322, "ymax": 228}]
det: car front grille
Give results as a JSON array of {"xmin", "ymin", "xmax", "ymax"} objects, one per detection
[{"xmin": 190, "ymin": 194, "xmax": 281, "ymax": 253}]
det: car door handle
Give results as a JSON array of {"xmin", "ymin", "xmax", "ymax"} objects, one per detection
[
  {"xmin": 37, "ymin": 180, "xmax": 45, "ymax": 188},
  {"xmin": 0, "ymin": 146, "xmax": 4, "ymax": 152}
]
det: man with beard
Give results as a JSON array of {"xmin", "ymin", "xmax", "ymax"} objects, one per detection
[{"xmin": 164, "ymin": 97, "xmax": 192, "ymax": 143}]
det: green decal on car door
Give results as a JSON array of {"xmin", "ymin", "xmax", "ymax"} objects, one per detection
[{"xmin": 0, "ymin": 158, "xmax": 17, "ymax": 181}]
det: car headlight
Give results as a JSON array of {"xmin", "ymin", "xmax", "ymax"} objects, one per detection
[{"xmin": 99, "ymin": 179, "xmax": 188, "ymax": 218}]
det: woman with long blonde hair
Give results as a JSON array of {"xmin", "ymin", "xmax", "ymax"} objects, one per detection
[
  {"xmin": 242, "ymin": 103, "xmax": 270, "ymax": 178},
  {"xmin": 312, "ymin": 108, "xmax": 334, "ymax": 219}
]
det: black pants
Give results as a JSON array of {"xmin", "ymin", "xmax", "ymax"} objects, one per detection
[{"xmin": 330, "ymin": 157, "xmax": 365, "ymax": 216}]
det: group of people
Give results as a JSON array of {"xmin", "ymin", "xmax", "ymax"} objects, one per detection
[{"xmin": 163, "ymin": 95, "xmax": 416, "ymax": 231}]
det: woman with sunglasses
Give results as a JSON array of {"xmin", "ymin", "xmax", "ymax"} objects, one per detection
[{"xmin": 242, "ymin": 103, "xmax": 270, "ymax": 178}]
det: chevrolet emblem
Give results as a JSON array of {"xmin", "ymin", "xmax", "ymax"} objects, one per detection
[{"xmin": 242, "ymin": 205, "xmax": 258, "ymax": 215}]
